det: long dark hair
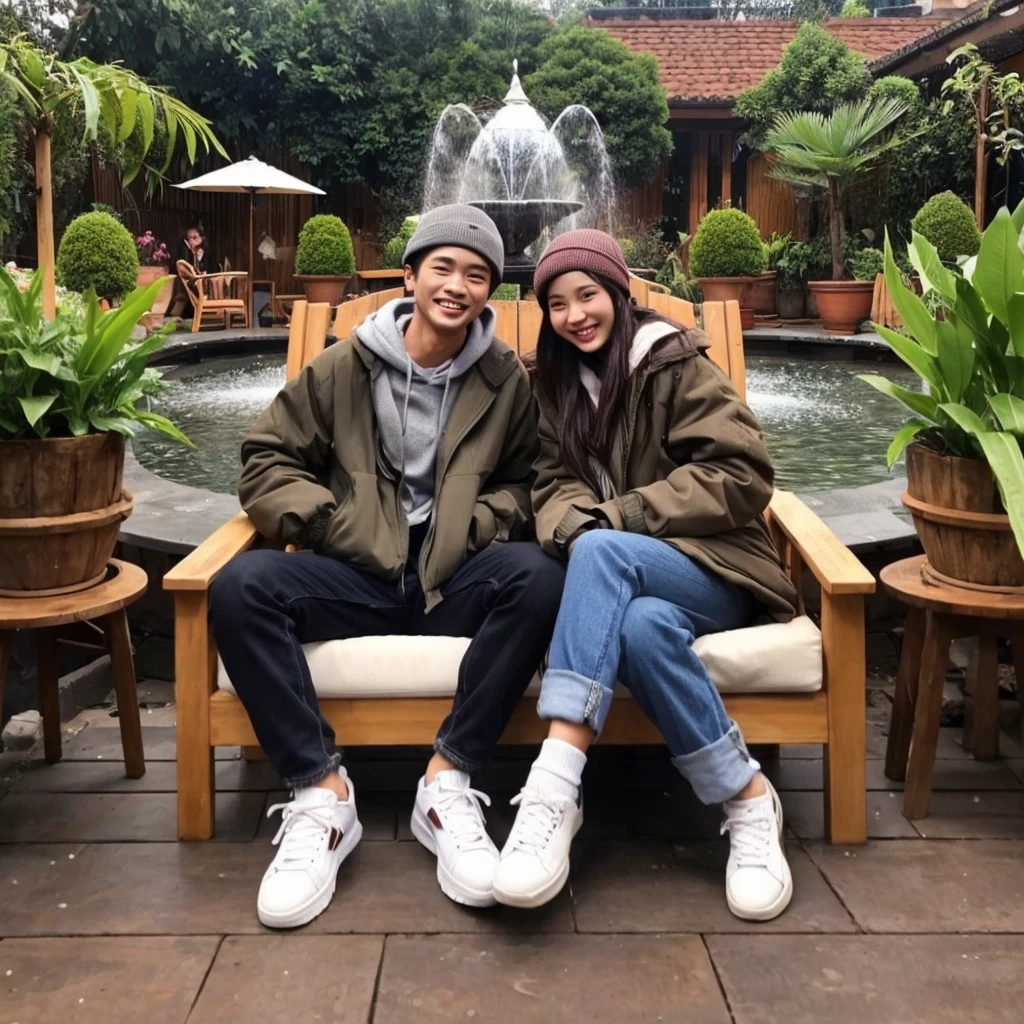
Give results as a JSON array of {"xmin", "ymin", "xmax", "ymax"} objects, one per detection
[{"xmin": 534, "ymin": 272, "xmax": 674, "ymax": 492}]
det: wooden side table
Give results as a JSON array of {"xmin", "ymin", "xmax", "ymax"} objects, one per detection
[
  {"xmin": 881, "ymin": 555, "xmax": 1024, "ymax": 819},
  {"xmin": 0, "ymin": 559, "xmax": 149, "ymax": 777}
]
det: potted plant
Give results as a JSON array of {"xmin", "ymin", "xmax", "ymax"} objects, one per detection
[
  {"xmin": 774, "ymin": 238, "xmax": 811, "ymax": 319},
  {"xmin": 748, "ymin": 231, "xmax": 790, "ymax": 317},
  {"xmin": 379, "ymin": 216, "xmax": 419, "ymax": 270},
  {"xmin": 56, "ymin": 211, "xmax": 139, "ymax": 309},
  {"xmin": 689, "ymin": 208, "xmax": 767, "ymax": 329},
  {"xmin": 766, "ymin": 98, "xmax": 914, "ymax": 333},
  {"xmin": 910, "ymin": 191, "xmax": 981, "ymax": 266},
  {"xmin": 857, "ymin": 203, "xmax": 1024, "ymax": 590},
  {"xmin": 847, "ymin": 246, "xmax": 884, "ymax": 289},
  {"xmin": 135, "ymin": 229, "xmax": 174, "ymax": 329},
  {"xmin": 0, "ymin": 269, "xmax": 191, "ymax": 596},
  {"xmin": 294, "ymin": 214, "xmax": 356, "ymax": 305}
]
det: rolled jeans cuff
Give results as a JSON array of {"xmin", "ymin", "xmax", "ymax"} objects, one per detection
[
  {"xmin": 537, "ymin": 668, "xmax": 615, "ymax": 735},
  {"xmin": 284, "ymin": 751, "xmax": 343, "ymax": 792},
  {"xmin": 433, "ymin": 737, "xmax": 480, "ymax": 774},
  {"xmin": 671, "ymin": 723, "xmax": 760, "ymax": 805}
]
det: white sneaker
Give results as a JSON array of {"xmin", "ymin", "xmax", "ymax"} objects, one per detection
[
  {"xmin": 410, "ymin": 772, "xmax": 499, "ymax": 908},
  {"xmin": 721, "ymin": 776, "xmax": 793, "ymax": 922},
  {"xmin": 492, "ymin": 787, "xmax": 583, "ymax": 908},
  {"xmin": 257, "ymin": 775, "xmax": 363, "ymax": 929}
]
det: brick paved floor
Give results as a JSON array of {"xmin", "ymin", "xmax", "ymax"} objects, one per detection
[{"xmin": 2, "ymin": 691, "xmax": 1024, "ymax": 1023}]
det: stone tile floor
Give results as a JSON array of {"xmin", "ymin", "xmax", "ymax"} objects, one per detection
[{"xmin": 2, "ymin": 694, "xmax": 1024, "ymax": 1023}]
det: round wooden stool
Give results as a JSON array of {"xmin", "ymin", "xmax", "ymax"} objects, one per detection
[
  {"xmin": 881, "ymin": 555, "xmax": 1024, "ymax": 820},
  {"xmin": 0, "ymin": 559, "xmax": 148, "ymax": 777}
]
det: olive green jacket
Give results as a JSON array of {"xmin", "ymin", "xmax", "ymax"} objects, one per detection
[
  {"xmin": 533, "ymin": 329, "xmax": 797, "ymax": 621},
  {"xmin": 238, "ymin": 332, "xmax": 537, "ymax": 610}
]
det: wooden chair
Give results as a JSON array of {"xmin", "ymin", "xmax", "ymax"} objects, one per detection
[
  {"xmin": 175, "ymin": 260, "xmax": 250, "ymax": 332},
  {"xmin": 165, "ymin": 291, "xmax": 875, "ymax": 843}
]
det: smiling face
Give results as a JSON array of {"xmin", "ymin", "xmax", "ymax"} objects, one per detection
[
  {"xmin": 404, "ymin": 246, "xmax": 492, "ymax": 336},
  {"xmin": 545, "ymin": 271, "xmax": 616, "ymax": 354}
]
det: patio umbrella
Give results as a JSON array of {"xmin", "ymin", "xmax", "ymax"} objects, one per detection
[{"xmin": 173, "ymin": 156, "xmax": 326, "ymax": 304}]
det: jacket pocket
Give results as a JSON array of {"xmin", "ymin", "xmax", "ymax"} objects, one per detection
[{"xmin": 321, "ymin": 471, "xmax": 402, "ymax": 576}]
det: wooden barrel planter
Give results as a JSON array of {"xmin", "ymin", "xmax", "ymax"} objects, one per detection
[
  {"xmin": 902, "ymin": 443, "xmax": 1024, "ymax": 592},
  {"xmin": 0, "ymin": 433, "xmax": 133, "ymax": 597}
]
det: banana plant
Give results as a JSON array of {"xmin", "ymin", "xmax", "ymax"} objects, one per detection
[
  {"xmin": 0, "ymin": 268, "xmax": 192, "ymax": 446},
  {"xmin": 0, "ymin": 34, "xmax": 227, "ymax": 318},
  {"xmin": 857, "ymin": 198, "xmax": 1024, "ymax": 559}
]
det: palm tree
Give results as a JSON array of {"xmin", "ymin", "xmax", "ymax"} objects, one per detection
[
  {"xmin": 764, "ymin": 99, "xmax": 914, "ymax": 281},
  {"xmin": 0, "ymin": 34, "xmax": 227, "ymax": 318}
]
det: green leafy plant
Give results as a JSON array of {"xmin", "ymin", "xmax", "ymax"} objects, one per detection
[
  {"xmin": 846, "ymin": 247, "xmax": 884, "ymax": 282},
  {"xmin": 911, "ymin": 191, "xmax": 981, "ymax": 264},
  {"xmin": 618, "ymin": 222, "xmax": 669, "ymax": 271},
  {"xmin": 763, "ymin": 231, "xmax": 792, "ymax": 271},
  {"xmin": 490, "ymin": 283, "xmax": 519, "ymax": 301},
  {"xmin": 857, "ymin": 200, "xmax": 1024, "ymax": 558},
  {"xmin": 840, "ymin": 0, "xmax": 871, "ymax": 16},
  {"xmin": 294, "ymin": 215, "xmax": 356, "ymax": 277},
  {"xmin": 0, "ymin": 268, "xmax": 190, "ymax": 444},
  {"xmin": 689, "ymin": 208, "xmax": 766, "ymax": 279},
  {"xmin": 379, "ymin": 215, "xmax": 419, "ymax": 270},
  {"xmin": 766, "ymin": 99, "xmax": 915, "ymax": 280},
  {"xmin": 56, "ymin": 211, "xmax": 139, "ymax": 301}
]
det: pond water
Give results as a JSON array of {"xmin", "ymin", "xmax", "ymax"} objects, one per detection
[{"xmin": 132, "ymin": 352, "xmax": 923, "ymax": 495}]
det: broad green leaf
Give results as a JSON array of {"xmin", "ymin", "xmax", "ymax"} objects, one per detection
[
  {"xmin": 909, "ymin": 231, "xmax": 957, "ymax": 302},
  {"xmin": 935, "ymin": 316, "xmax": 974, "ymax": 403},
  {"xmin": 873, "ymin": 324, "xmax": 943, "ymax": 392},
  {"xmin": 1008, "ymin": 292, "xmax": 1024, "ymax": 357},
  {"xmin": 887, "ymin": 418, "xmax": 928, "ymax": 468},
  {"xmin": 130, "ymin": 409, "xmax": 194, "ymax": 447},
  {"xmin": 938, "ymin": 402, "xmax": 989, "ymax": 436},
  {"xmin": 16, "ymin": 349, "xmax": 61, "ymax": 376},
  {"xmin": 158, "ymin": 112, "xmax": 179, "ymax": 175},
  {"xmin": 87, "ymin": 414, "xmax": 135, "ymax": 435},
  {"xmin": 974, "ymin": 431, "xmax": 1024, "ymax": 562},
  {"xmin": 17, "ymin": 393, "xmax": 56, "ymax": 428},
  {"xmin": 989, "ymin": 394, "xmax": 1024, "ymax": 433},
  {"xmin": 117, "ymin": 88, "xmax": 138, "ymax": 142},
  {"xmin": 67, "ymin": 64, "xmax": 101, "ymax": 139},
  {"xmin": 136, "ymin": 89, "xmax": 154, "ymax": 153},
  {"xmin": 961, "ymin": 254, "xmax": 978, "ymax": 283},
  {"xmin": 883, "ymin": 231, "xmax": 937, "ymax": 355},
  {"xmin": 974, "ymin": 207, "xmax": 1024, "ymax": 328},
  {"xmin": 1012, "ymin": 197, "xmax": 1024, "ymax": 237},
  {"xmin": 857, "ymin": 374, "xmax": 939, "ymax": 423}
]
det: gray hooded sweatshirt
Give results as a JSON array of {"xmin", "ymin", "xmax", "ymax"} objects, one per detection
[{"xmin": 355, "ymin": 298, "xmax": 497, "ymax": 525}]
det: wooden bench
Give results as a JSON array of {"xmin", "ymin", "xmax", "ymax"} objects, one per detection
[{"xmin": 164, "ymin": 286, "xmax": 875, "ymax": 843}]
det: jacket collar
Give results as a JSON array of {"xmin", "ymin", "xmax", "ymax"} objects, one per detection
[{"xmin": 350, "ymin": 329, "xmax": 518, "ymax": 390}]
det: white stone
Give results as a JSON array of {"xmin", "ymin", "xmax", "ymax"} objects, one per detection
[{"xmin": 1, "ymin": 710, "xmax": 42, "ymax": 751}]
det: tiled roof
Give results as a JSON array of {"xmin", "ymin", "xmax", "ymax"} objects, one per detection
[{"xmin": 594, "ymin": 17, "xmax": 950, "ymax": 104}]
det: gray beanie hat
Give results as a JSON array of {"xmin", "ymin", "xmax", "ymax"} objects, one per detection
[{"xmin": 402, "ymin": 204, "xmax": 504, "ymax": 284}]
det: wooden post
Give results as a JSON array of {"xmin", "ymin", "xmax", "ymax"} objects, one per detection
[
  {"xmin": 34, "ymin": 127, "xmax": 56, "ymax": 321},
  {"xmin": 974, "ymin": 78, "xmax": 989, "ymax": 230}
]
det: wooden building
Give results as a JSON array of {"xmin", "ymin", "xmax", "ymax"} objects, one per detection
[{"xmin": 597, "ymin": 11, "xmax": 950, "ymax": 240}]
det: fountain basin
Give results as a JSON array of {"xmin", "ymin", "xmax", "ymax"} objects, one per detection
[{"xmin": 469, "ymin": 199, "xmax": 583, "ymax": 266}]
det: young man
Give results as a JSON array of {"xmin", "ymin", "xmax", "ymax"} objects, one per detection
[{"xmin": 209, "ymin": 205, "xmax": 564, "ymax": 928}]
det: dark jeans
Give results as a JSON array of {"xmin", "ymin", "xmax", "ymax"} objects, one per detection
[{"xmin": 209, "ymin": 542, "xmax": 565, "ymax": 788}]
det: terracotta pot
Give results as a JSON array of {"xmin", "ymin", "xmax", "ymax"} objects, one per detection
[
  {"xmin": 697, "ymin": 276, "xmax": 755, "ymax": 306},
  {"xmin": 777, "ymin": 286, "xmax": 805, "ymax": 320},
  {"xmin": 807, "ymin": 279, "xmax": 874, "ymax": 334},
  {"xmin": 295, "ymin": 275, "xmax": 351, "ymax": 306},
  {"xmin": 136, "ymin": 265, "xmax": 174, "ymax": 315},
  {"xmin": 0, "ymin": 434, "xmax": 133, "ymax": 597},
  {"xmin": 902, "ymin": 444, "xmax": 1024, "ymax": 591},
  {"xmin": 747, "ymin": 272, "xmax": 777, "ymax": 316}
]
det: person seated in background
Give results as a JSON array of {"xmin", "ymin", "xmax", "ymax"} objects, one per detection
[{"xmin": 170, "ymin": 223, "xmax": 218, "ymax": 319}]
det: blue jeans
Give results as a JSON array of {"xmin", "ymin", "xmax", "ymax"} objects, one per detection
[{"xmin": 538, "ymin": 530, "xmax": 759, "ymax": 804}]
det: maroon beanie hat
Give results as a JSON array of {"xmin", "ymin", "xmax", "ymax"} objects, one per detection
[{"xmin": 533, "ymin": 229, "xmax": 631, "ymax": 298}]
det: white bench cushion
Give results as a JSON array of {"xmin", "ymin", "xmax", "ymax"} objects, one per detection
[{"xmin": 218, "ymin": 614, "xmax": 822, "ymax": 698}]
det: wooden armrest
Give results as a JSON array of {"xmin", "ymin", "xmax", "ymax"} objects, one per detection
[
  {"xmin": 196, "ymin": 271, "xmax": 249, "ymax": 281},
  {"xmin": 768, "ymin": 490, "xmax": 876, "ymax": 596},
  {"xmin": 163, "ymin": 512, "xmax": 259, "ymax": 593}
]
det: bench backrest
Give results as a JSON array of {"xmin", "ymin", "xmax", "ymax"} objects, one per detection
[{"xmin": 287, "ymin": 286, "xmax": 746, "ymax": 400}]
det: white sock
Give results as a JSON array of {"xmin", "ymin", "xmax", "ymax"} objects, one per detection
[{"xmin": 525, "ymin": 738, "xmax": 587, "ymax": 802}]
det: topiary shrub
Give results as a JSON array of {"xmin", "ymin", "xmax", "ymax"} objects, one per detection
[
  {"xmin": 379, "ymin": 216, "xmax": 419, "ymax": 270},
  {"xmin": 295, "ymin": 214, "xmax": 356, "ymax": 276},
  {"xmin": 689, "ymin": 208, "xmax": 767, "ymax": 279},
  {"xmin": 910, "ymin": 191, "xmax": 981, "ymax": 264},
  {"xmin": 56, "ymin": 211, "xmax": 138, "ymax": 301}
]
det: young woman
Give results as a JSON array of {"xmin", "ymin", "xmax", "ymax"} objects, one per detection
[{"xmin": 491, "ymin": 229, "xmax": 799, "ymax": 922}]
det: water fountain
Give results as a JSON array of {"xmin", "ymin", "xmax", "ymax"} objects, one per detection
[{"xmin": 423, "ymin": 61, "xmax": 615, "ymax": 285}]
